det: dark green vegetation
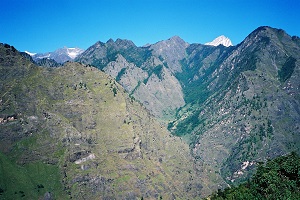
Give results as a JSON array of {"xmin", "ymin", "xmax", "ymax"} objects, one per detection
[
  {"xmin": 210, "ymin": 152, "xmax": 300, "ymax": 200},
  {"xmin": 0, "ymin": 152, "xmax": 66, "ymax": 199},
  {"xmin": 278, "ymin": 56, "xmax": 297, "ymax": 82},
  {"xmin": 149, "ymin": 64, "xmax": 164, "ymax": 80},
  {"xmin": 176, "ymin": 44, "xmax": 233, "ymax": 105},
  {"xmin": 115, "ymin": 67, "xmax": 126, "ymax": 81}
]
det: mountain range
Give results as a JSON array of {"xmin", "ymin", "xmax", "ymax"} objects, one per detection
[
  {"xmin": 1, "ymin": 26, "xmax": 300, "ymax": 199},
  {"xmin": 27, "ymin": 36, "xmax": 232, "ymax": 65},
  {"xmin": 75, "ymin": 26, "xmax": 300, "ymax": 187},
  {"xmin": 28, "ymin": 47, "xmax": 84, "ymax": 64}
]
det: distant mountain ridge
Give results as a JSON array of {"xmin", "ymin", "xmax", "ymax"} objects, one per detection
[{"xmin": 29, "ymin": 47, "xmax": 84, "ymax": 63}]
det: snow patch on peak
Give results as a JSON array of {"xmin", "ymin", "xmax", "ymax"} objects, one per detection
[
  {"xmin": 25, "ymin": 51, "xmax": 36, "ymax": 56},
  {"xmin": 205, "ymin": 35, "xmax": 233, "ymax": 47},
  {"xmin": 31, "ymin": 47, "xmax": 85, "ymax": 63},
  {"xmin": 66, "ymin": 47, "xmax": 84, "ymax": 59}
]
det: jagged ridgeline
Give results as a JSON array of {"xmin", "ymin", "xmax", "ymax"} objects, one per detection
[
  {"xmin": 1, "ymin": 25, "xmax": 300, "ymax": 199},
  {"xmin": 170, "ymin": 26, "xmax": 300, "ymax": 186},
  {"xmin": 75, "ymin": 37, "xmax": 187, "ymax": 120},
  {"xmin": 0, "ymin": 43, "xmax": 203, "ymax": 199},
  {"xmin": 77, "ymin": 26, "xmax": 300, "ymax": 194}
]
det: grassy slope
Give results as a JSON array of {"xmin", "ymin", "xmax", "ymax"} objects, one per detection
[
  {"xmin": 0, "ymin": 152, "xmax": 67, "ymax": 200},
  {"xmin": 0, "ymin": 44, "xmax": 203, "ymax": 199}
]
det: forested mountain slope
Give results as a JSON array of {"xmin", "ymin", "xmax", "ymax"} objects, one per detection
[{"xmin": 170, "ymin": 26, "xmax": 300, "ymax": 185}]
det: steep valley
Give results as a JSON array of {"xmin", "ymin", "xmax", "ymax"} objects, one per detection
[
  {"xmin": 1, "ymin": 26, "xmax": 300, "ymax": 199},
  {"xmin": 75, "ymin": 37, "xmax": 187, "ymax": 120},
  {"xmin": 170, "ymin": 26, "xmax": 300, "ymax": 185}
]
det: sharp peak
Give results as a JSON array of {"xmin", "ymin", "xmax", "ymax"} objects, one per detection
[
  {"xmin": 214, "ymin": 35, "xmax": 229, "ymax": 39},
  {"xmin": 105, "ymin": 38, "xmax": 136, "ymax": 47},
  {"xmin": 205, "ymin": 35, "xmax": 233, "ymax": 47},
  {"xmin": 167, "ymin": 35, "xmax": 186, "ymax": 42},
  {"xmin": 240, "ymin": 26, "xmax": 293, "ymax": 46},
  {"xmin": 253, "ymin": 26, "xmax": 275, "ymax": 32},
  {"xmin": 105, "ymin": 38, "xmax": 133, "ymax": 43},
  {"xmin": 234, "ymin": 26, "xmax": 298, "ymax": 50},
  {"xmin": 94, "ymin": 41, "xmax": 105, "ymax": 45},
  {"xmin": 169, "ymin": 35, "xmax": 183, "ymax": 40},
  {"xmin": 249, "ymin": 26, "xmax": 287, "ymax": 37},
  {"xmin": 106, "ymin": 38, "xmax": 115, "ymax": 43},
  {"xmin": 153, "ymin": 35, "xmax": 186, "ymax": 45}
]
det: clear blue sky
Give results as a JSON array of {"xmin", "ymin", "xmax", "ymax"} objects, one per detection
[{"xmin": 1, "ymin": 0, "xmax": 299, "ymax": 53}]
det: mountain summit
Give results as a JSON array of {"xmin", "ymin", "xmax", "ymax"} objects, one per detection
[{"xmin": 205, "ymin": 35, "xmax": 233, "ymax": 47}]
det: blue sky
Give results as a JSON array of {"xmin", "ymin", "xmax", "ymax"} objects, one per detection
[{"xmin": 1, "ymin": 0, "xmax": 300, "ymax": 53}]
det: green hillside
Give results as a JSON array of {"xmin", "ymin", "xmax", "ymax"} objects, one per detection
[
  {"xmin": 209, "ymin": 152, "xmax": 300, "ymax": 200},
  {"xmin": 0, "ymin": 43, "xmax": 201, "ymax": 199}
]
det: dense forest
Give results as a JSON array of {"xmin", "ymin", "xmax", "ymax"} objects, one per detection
[{"xmin": 209, "ymin": 152, "xmax": 300, "ymax": 199}]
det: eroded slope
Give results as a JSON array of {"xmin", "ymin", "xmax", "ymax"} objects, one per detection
[{"xmin": 0, "ymin": 43, "xmax": 203, "ymax": 199}]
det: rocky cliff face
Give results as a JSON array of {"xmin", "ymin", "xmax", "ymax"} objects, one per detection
[
  {"xmin": 0, "ymin": 43, "xmax": 203, "ymax": 199},
  {"xmin": 76, "ymin": 39, "xmax": 185, "ymax": 120},
  {"xmin": 75, "ymin": 28, "xmax": 300, "ymax": 192},
  {"xmin": 150, "ymin": 36, "xmax": 189, "ymax": 73},
  {"xmin": 169, "ymin": 26, "xmax": 300, "ymax": 186}
]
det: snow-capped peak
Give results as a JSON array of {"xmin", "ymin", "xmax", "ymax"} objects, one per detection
[
  {"xmin": 65, "ymin": 47, "xmax": 84, "ymax": 59},
  {"xmin": 31, "ymin": 47, "xmax": 85, "ymax": 64},
  {"xmin": 205, "ymin": 35, "xmax": 233, "ymax": 47},
  {"xmin": 25, "ymin": 51, "xmax": 36, "ymax": 56}
]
